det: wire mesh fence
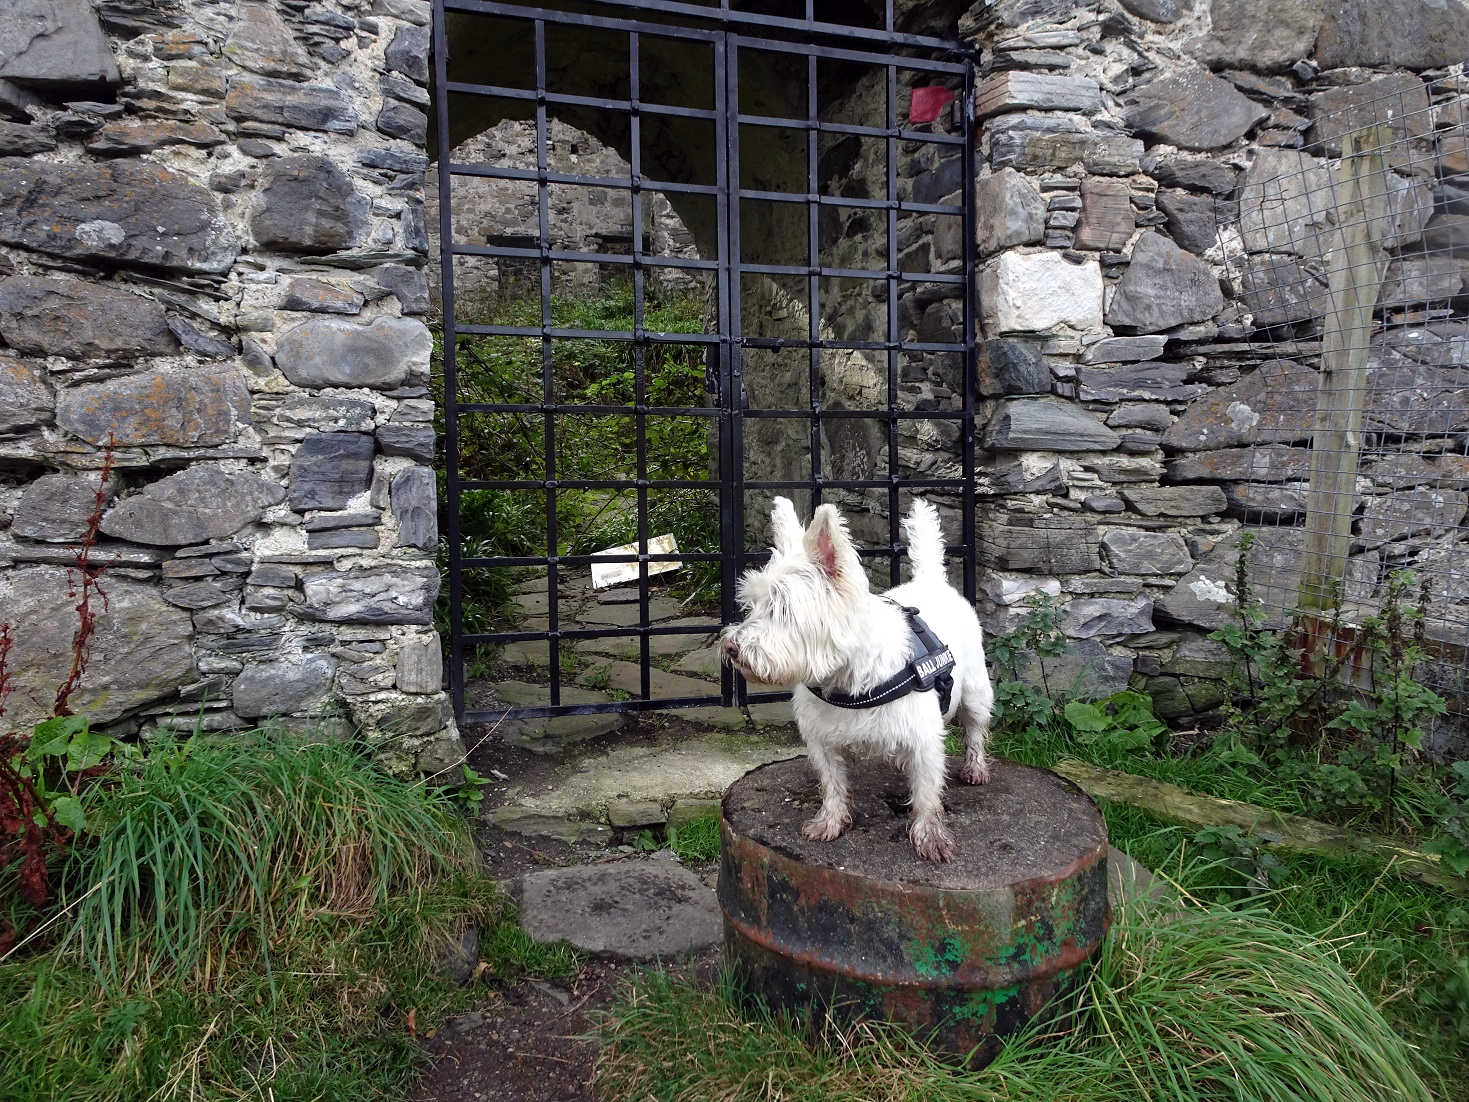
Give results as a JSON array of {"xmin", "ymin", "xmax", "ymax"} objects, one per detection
[{"xmin": 1208, "ymin": 72, "xmax": 1469, "ymax": 757}]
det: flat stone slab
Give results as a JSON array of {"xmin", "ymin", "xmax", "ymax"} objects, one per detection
[{"xmin": 520, "ymin": 859, "xmax": 721, "ymax": 959}]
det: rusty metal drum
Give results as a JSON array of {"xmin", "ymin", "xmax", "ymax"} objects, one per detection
[{"xmin": 718, "ymin": 757, "xmax": 1110, "ymax": 1065}]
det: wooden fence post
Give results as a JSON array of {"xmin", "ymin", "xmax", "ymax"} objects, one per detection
[{"xmin": 1297, "ymin": 124, "xmax": 1391, "ymax": 615}]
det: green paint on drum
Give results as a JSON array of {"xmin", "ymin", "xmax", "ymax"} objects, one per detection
[{"xmin": 718, "ymin": 757, "xmax": 1111, "ymax": 1066}]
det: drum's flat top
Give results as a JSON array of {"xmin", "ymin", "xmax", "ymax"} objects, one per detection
[{"xmin": 723, "ymin": 757, "xmax": 1107, "ymax": 891}]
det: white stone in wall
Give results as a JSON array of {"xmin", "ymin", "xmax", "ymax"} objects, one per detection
[{"xmin": 979, "ymin": 251, "xmax": 1103, "ymax": 334}]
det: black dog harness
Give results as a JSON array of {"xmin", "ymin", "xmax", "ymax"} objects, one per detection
[{"xmin": 807, "ymin": 602, "xmax": 956, "ymax": 714}]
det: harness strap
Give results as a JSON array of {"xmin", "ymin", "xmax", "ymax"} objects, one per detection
[{"xmin": 807, "ymin": 604, "xmax": 955, "ymax": 714}]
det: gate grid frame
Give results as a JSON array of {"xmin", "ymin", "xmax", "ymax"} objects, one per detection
[{"xmin": 432, "ymin": 0, "xmax": 978, "ymax": 723}]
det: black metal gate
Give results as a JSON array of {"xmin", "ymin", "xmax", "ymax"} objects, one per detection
[{"xmin": 432, "ymin": 0, "xmax": 976, "ymax": 724}]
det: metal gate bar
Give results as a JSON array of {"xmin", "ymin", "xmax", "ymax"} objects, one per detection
[{"xmin": 433, "ymin": 0, "xmax": 975, "ymax": 723}]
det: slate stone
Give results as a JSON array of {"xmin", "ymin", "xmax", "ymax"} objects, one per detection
[
  {"xmin": 1156, "ymin": 189, "xmax": 1219, "ymax": 255},
  {"xmin": 978, "ymin": 339, "xmax": 1049, "ymax": 396},
  {"xmin": 520, "ymin": 861, "xmax": 721, "ymax": 960},
  {"xmin": 1380, "ymin": 257, "xmax": 1462, "ymax": 309},
  {"xmin": 84, "ymin": 119, "xmax": 225, "ymax": 155},
  {"xmin": 1074, "ymin": 177, "xmax": 1133, "ymax": 251},
  {"xmin": 1237, "ymin": 148, "xmax": 1332, "ymax": 257},
  {"xmin": 1081, "ymin": 336, "xmax": 1166, "ymax": 364},
  {"xmin": 377, "ymin": 422, "xmax": 435, "ymax": 462},
  {"xmin": 1315, "ymin": 0, "xmax": 1469, "ymax": 70},
  {"xmin": 232, "ymin": 654, "xmax": 337, "ymax": 717},
  {"xmin": 1121, "ymin": 485, "xmax": 1227, "ymax": 517},
  {"xmin": 385, "ymin": 24, "xmax": 429, "ymax": 82},
  {"xmin": 974, "ymin": 168, "xmax": 1046, "ymax": 256},
  {"xmin": 0, "ymin": 354, "xmax": 52, "ymax": 432},
  {"xmin": 1099, "ymin": 528, "xmax": 1192, "ymax": 575},
  {"xmin": 100, "ymin": 465, "xmax": 284, "ymax": 546},
  {"xmin": 275, "ymin": 316, "xmax": 430, "ymax": 390},
  {"xmin": 57, "ymin": 365, "xmax": 251, "ymax": 447},
  {"xmin": 13, "ymin": 471, "xmax": 113, "ymax": 542},
  {"xmin": 376, "ymin": 263, "xmax": 429, "ymax": 315},
  {"xmin": 289, "ymin": 432, "xmax": 375, "ymax": 511},
  {"xmin": 0, "ymin": 121, "xmax": 54, "ymax": 155},
  {"xmin": 1120, "ymin": 0, "xmax": 1183, "ymax": 21},
  {"xmin": 223, "ymin": 1, "xmax": 312, "ymax": 78},
  {"xmin": 979, "ymin": 459, "xmax": 1067, "ymax": 496},
  {"xmin": 1012, "ymin": 636, "xmax": 1132, "ymax": 697},
  {"xmin": 0, "ymin": 0, "xmax": 120, "ymax": 87},
  {"xmin": 1238, "ymin": 255, "xmax": 1328, "ymax": 328},
  {"xmin": 979, "ymin": 251, "xmax": 1102, "ymax": 333},
  {"xmin": 988, "ymin": 114, "xmax": 1142, "ymax": 176},
  {"xmin": 166, "ymin": 316, "xmax": 234, "ymax": 359},
  {"xmin": 1357, "ymin": 489, "xmax": 1469, "ymax": 549},
  {"xmin": 275, "ymin": 394, "xmax": 377, "ymax": 433},
  {"xmin": 1363, "ymin": 452, "xmax": 1469, "ymax": 492},
  {"xmin": 978, "ymin": 515, "xmax": 1100, "ymax": 574},
  {"xmin": 1149, "ymin": 156, "xmax": 1238, "ymax": 196},
  {"xmin": 253, "ymin": 154, "xmax": 365, "ymax": 254},
  {"xmin": 918, "ymin": 301, "xmax": 959, "ymax": 344},
  {"xmin": 0, "ymin": 276, "xmax": 174, "ymax": 360},
  {"xmin": 1166, "ymin": 444, "xmax": 1312, "ymax": 483},
  {"xmin": 1224, "ymin": 481, "xmax": 1308, "ymax": 521},
  {"xmin": 0, "ymin": 160, "xmax": 239, "ymax": 274},
  {"xmin": 1062, "ymin": 595, "xmax": 1154, "ymax": 638},
  {"xmin": 397, "ymin": 635, "xmax": 443, "ymax": 693},
  {"xmin": 983, "ymin": 398, "xmax": 1119, "ymax": 451},
  {"xmin": 0, "ymin": 564, "xmax": 192, "ymax": 733},
  {"xmin": 162, "ymin": 579, "xmax": 241, "ymax": 610},
  {"xmin": 1185, "ymin": 0, "xmax": 1326, "ymax": 73},
  {"xmin": 975, "ymin": 72, "xmax": 1103, "ymax": 117},
  {"xmin": 1077, "ymin": 362, "xmax": 1206, "ymax": 403},
  {"xmin": 391, "ymin": 465, "xmax": 436, "ymax": 550},
  {"xmin": 1106, "ymin": 404, "xmax": 1172, "ymax": 432},
  {"xmin": 1106, "ymin": 232, "xmax": 1223, "ymax": 334},
  {"xmin": 297, "ymin": 565, "xmax": 440, "ymax": 624},
  {"xmin": 0, "ymin": 78, "xmax": 42, "ymax": 121},
  {"xmin": 1156, "ymin": 526, "xmax": 1379, "ymax": 630},
  {"xmin": 1124, "ymin": 71, "xmax": 1269, "ymax": 151},
  {"xmin": 1309, "ymin": 73, "xmax": 1430, "ymax": 156},
  {"xmin": 304, "ymin": 510, "xmax": 381, "ymax": 532},
  {"xmin": 225, "ymin": 74, "xmax": 356, "ymax": 134},
  {"xmin": 376, "ymin": 101, "xmax": 427, "ymax": 145},
  {"xmin": 280, "ymin": 278, "xmax": 364, "ymax": 315}
]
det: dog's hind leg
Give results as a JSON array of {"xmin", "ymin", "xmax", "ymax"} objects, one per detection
[
  {"xmin": 957, "ymin": 663, "xmax": 994, "ymax": 786},
  {"xmin": 801, "ymin": 738, "xmax": 853, "ymax": 842},
  {"xmin": 906, "ymin": 731, "xmax": 956, "ymax": 862}
]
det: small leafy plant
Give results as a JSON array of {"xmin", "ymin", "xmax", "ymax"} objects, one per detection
[
  {"xmin": 1062, "ymin": 690, "xmax": 1167, "ymax": 754},
  {"xmin": 986, "ymin": 590, "xmax": 1070, "ymax": 734}
]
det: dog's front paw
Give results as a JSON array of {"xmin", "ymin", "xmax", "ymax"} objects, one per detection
[
  {"xmin": 959, "ymin": 757, "xmax": 991, "ymax": 786},
  {"xmin": 910, "ymin": 816, "xmax": 956, "ymax": 863},
  {"xmin": 801, "ymin": 811, "xmax": 851, "ymax": 842}
]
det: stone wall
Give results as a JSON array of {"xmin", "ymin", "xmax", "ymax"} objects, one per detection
[
  {"xmin": 959, "ymin": 0, "xmax": 1469, "ymax": 754},
  {"xmin": 0, "ymin": 0, "xmax": 461, "ymax": 773}
]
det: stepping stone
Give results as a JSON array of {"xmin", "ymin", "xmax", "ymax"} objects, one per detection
[
  {"xmin": 578, "ymin": 595, "xmax": 684, "ymax": 627},
  {"xmin": 490, "ymin": 680, "xmax": 624, "ymax": 754},
  {"xmin": 575, "ymin": 661, "xmax": 718, "ymax": 699},
  {"xmin": 747, "ymin": 701, "xmax": 795, "ymax": 728},
  {"xmin": 520, "ymin": 859, "xmax": 722, "ymax": 959},
  {"xmin": 485, "ymin": 807, "xmax": 611, "ymax": 845},
  {"xmin": 672, "ymin": 643, "xmax": 721, "ymax": 679},
  {"xmin": 677, "ymin": 705, "xmax": 752, "ymax": 729},
  {"xmin": 577, "ymin": 617, "xmax": 716, "ymax": 660}
]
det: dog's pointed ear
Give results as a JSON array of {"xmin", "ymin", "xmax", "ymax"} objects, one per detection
[
  {"xmin": 803, "ymin": 504, "xmax": 860, "ymax": 584},
  {"xmin": 769, "ymin": 496, "xmax": 803, "ymax": 557}
]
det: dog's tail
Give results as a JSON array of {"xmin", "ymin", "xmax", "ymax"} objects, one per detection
[{"xmin": 903, "ymin": 498, "xmax": 946, "ymax": 582}]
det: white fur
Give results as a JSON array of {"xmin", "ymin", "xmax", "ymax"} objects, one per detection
[{"xmin": 720, "ymin": 497, "xmax": 994, "ymax": 863}]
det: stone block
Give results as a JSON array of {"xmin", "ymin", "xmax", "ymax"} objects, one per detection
[
  {"xmin": 391, "ymin": 465, "xmax": 436, "ymax": 549},
  {"xmin": 0, "ymin": 160, "xmax": 238, "ymax": 274},
  {"xmin": 982, "ymin": 397, "xmax": 1119, "ymax": 451},
  {"xmin": 1185, "ymin": 0, "xmax": 1326, "ymax": 73},
  {"xmin": 1155, "ymin": 189, "xmax": 1219, "ymax": 255},
  {"xmin": 977, "ymin": 338, "xmax": 1049, "ymax": 396},
  {"xmin": 56, "ymin": 365, "xmax": 251, "ymax": 447},
  {"xmin": 377, "ymin": 423, "xmax": 435, "ymax": 462},
  {"xmin": 0, "ymin": 275, "xmax": 173, "ymax": 359},
  {"xmin": 1238, "ymin": 255, "xmax": 1328, "ymax": 328},
  {"xmin": 225, "ymin": 74, "xmax": 356, "ymax": 134},
  {"xmin": 224, "ymin": 1, "xmax": 312, "ymax": 78},
  {"xmin": 975, "ymin": 72, "xmax": 1102, "ymax": 118},
  {"xmin": 232, "ymin": 654, "xmax": 337, "ymax": 717},
  {"xmin": 281, "ymin": 277, "xmax": 364, "ymax": 314},
  {"xmin": 13, "ymin": 471, "xmax": 113, "ymax": 542},
  {"xmin": 275, "ymin": 316, "xmax": 430, "ymax": 390},
  {"xmin": 1149, "ymin": 156, "xmax": 1238, "ymax": 196},
  {"xmin": 1357, "ymin": 489, "xmax": 1469, "ymax": 549},
  {"xmin": 397, "ymin": 634, "xmax": 443, "ymax": 693},
  {"xmin": 100, "ymin": 465, "xmax": 283, "ymax": 546},
  {"xmin": 289, "ymin": 432, "xmax": 375, "ymax": 511},
  {"xmin": 1099, "ymin": 528, "xmax": 1192, "ymax": 575},
  {"xmin": 979, "ymin": 251, "xmax": 1102, "ymax": 333},
  {"xmin": 1074, "ymin": 177, "xmax": 1133, "ymax": 252},
  {"xmin": 84, "ymin": 119, "xmax": 225, "ymax": 156},
  {"xmin": 1120, "ymin": 485, "xmax": 1227, "ymax": 517},
  {"xmin": 298, "ymin": 566, "xmax": 440, "ymax": 625},
  {"xmin": 252, "ymin": 154, "xmax": 366, "ymax": 254},
  {"xmin": 1080, "ymin": 336, "xmax": 1166, "ymax": 365},
  {"xmin": 1062, "ymin": 595, "xmax": 1154, "ymax": 638},
  {"xmin": 1009, "ymin": 637, "xmax": 1132, "ymax": 698},
  {"xmin": 978, "ymin": 515, "xmax": 1101, "ymax": 574},
  {"xmin": 0, "ymin": 0, "xmax": 119, "ymax": 87},
  {"xmin": 1077, "ymin": 362, "xmax": 1206, "ymax": 403},
  {"xmin": 1106, "ymin": 232, "xmax": 1223, "ymax": 334},
  {"xmin": 975, "ymin": 167, "xmax": 1046, "ymax": 256},
  {"xmin": 1165, "ymin": 444, "xmax": 1312, "ymax": 483},
  {"xmin": 0, "ymin": 354, "xmax": 52, "ymax": 432},
  {"xmin": 1315, "ymin": 0, "xmax": 1469, "ymax": 70},
  {"xmin": 1123, "ymin": 70, "xmax": 1269, "ymax": 151},
  {"xmin": 989, "ymin": 115, "xmax": 1142, "ymax": 176}
]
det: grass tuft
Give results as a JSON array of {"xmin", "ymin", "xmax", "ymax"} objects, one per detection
[
  {"xmin": 62, "ymin": 733, "xmax": 478, "ymax": 988},
  {"xmin": 667, "ymin": 810, "xmax": 722, "ymax": 863},
  {"xmin": 596, "ymin": 890, "xmax": 1437, "ymax": 1102}
]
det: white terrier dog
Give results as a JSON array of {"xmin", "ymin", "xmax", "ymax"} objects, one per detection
[{"xmin": 720, "ymin": 497, "xmax": 994, "ymax": 862}]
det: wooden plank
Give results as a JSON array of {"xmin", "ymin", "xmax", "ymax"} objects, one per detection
[
  {"xmin": 1297, "ymin": 124, "xmax": 1391, "ymax": 613},
  {"xmin": 1053, "ymin": 757, "xmax": 1467, "ymax": 895}
]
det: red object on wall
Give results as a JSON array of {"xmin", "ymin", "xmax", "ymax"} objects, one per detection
[{"xmin": 909, "ymin": 86, "xmax": 955, "ymax": 125}]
